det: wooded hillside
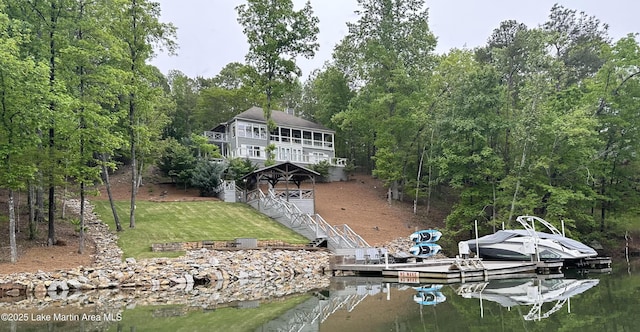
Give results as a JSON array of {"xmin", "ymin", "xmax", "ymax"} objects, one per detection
[{"xmin": 2, "ymin": 0, "xmax": 639, "ymax": 259}]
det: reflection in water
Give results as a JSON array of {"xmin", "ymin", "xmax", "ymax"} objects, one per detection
[
  {"xmin": 3, "ymin": 271, "xmax": 631, "ymax": 331},
  {"xmin": 412, "ymin": 284, "xmax": 446, "ymax": 306},
  {"xmin": 455, "ymin": 278, "xmax": 599, "ymax": 321}
]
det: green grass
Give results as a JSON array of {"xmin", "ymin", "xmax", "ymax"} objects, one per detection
[
  {"xmin": 105, "ymin": 294, "xmax": 313, "ymax": 332},
  {"xmin": 91, "ymin": 200, "xmax": 309, "ymax": 259}
]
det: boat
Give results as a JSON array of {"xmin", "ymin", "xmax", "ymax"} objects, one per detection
[
  {"xmin": 457, "ymin": 277, "xmax": 599, "ymax": 320},
  {"xmin": 465, "ymin": 216, "xmax": 597, "ymax": 261},
  {"xmin": 409, "ymin": 242, "xmax": 442, "ymax": 258},
  {"xmin": 409, "ymin": 229, "xmax": 442, "ymax": 243}
]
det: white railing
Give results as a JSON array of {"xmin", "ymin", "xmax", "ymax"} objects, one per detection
[
  {"xmin": 204, "ymin": 131, "xmax": 228, "ymax": 142},
  {"xmin": 249, "ymin": 188, "xmax": 367, "ymax": 249},
  {"xmin": 231, "ymin": 147, "xmax": 347, "ymax": 167},
  {"xmin": 272, "ymin": 189, "xmax": 314, "ymax": 200},
  {"xmin": 331, "ymin": 223, "xmax": 370, "ymax": 248}
]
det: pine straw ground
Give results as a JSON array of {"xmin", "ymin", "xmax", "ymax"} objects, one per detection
[{"xmin": 0, "ymin": 170, "xmax": 448, "ymax": 274}]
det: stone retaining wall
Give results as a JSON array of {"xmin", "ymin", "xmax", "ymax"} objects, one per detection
[
  {"xmin": 151, "ymin": 240, "xmax": 306, "ymax": 252},
  {"xmin": 0, "ymin": 199, "xmax": 330, "ymax": 301}
]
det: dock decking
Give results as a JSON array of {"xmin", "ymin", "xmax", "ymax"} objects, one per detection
[{"xmin": 331, "ymin": 256, "xmax": 609, "ymax": 284}]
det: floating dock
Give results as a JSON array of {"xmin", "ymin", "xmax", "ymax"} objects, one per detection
[{"xmin": 331, "ymin": 256, "xmax": 608, "ymax": 284}]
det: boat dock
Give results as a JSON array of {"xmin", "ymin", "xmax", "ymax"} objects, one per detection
[{"xmin": 332, "ymin": 256, "xmax": 608, "ymax": 284}]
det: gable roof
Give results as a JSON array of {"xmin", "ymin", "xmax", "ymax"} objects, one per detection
[
  {"xmin": 234, "ymin": 106, "xmax": 332, "ymax": 132},
  {"xmin": 241, "ymin": 161, "xmax": 319, "ymax": 188}
]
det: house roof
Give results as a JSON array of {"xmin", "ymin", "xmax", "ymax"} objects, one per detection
[
  {"xmin": 241, "ymin": 161, "xmax": 319, "ymax": 188},
  {"xmin": 234, "ymin": 106, "xmax": 332, "ymax": 132}
]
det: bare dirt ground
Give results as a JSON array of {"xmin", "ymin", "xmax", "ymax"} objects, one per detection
[{"xmin": 1, "ymin": 168, "xmax": 447, "ymax": 274}]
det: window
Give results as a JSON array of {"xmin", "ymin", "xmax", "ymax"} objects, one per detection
[
  {"xmin": 240, "ymin": 145, "xmax": 263, "ymax": 158},
  {"xmin": 235, "ymin": 121, "xmax": 267, "ymax": 140},
  {"xmin": 313, "ymin": 132, "xmax": 323, "ymax": 147}
]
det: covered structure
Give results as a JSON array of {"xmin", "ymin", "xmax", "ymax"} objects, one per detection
[{"xmin": 242, "ymin": 162, "xmax": 320, "ymax": 214}]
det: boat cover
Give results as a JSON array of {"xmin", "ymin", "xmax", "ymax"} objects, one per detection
[{"xmin": 468, "ymin": 230, "xmax": 596, "ymax": 255}]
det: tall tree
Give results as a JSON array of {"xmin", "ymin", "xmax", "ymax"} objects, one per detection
[
  {"xmin": 64, "ymin": 0, "xmax": 129, "ymax": 250},
  {"xmin": 0, "ymin": 2, "xmax": 49, "ymax": 261},
  {"xmin": 113, "ymin": 0, "xmax": 175, "ymax": 228},
  {"xmin": 236, "ymin": 0, "xmax": 319, "ymax": 164},
  {"xmin": 332, "ymin": 0, "xmax": 437, "ymax": 195}
]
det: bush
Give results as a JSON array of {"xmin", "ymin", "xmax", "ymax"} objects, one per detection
[
  {"xmin": 310, "ymin": 160, "xmax": 331, "ymax": 182},
  {"xmin": 189, "ymin": 159, "xmax": 225, "ymax": 197}
]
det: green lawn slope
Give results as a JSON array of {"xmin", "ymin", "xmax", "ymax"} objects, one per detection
[{"xmin": 91, "ymin": 201, "xmax": 309, "ymax": 259}]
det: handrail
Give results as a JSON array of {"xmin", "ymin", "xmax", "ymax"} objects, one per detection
[{"xmin": 257, "ymin": 188, "xmax": 364, "ymax": 249}]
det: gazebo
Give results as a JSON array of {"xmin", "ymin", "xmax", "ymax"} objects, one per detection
[{"xmin": 242, "ymin": 162, "xmax": 320, "ymax": 214}]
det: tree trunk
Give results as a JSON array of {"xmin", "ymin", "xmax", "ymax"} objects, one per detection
[
  {"xmin": 28, "ymin": 183, "xmax": 36, "ymax": 240},
  {"xmin": 36, "ymin": 175, "xmax": 44, "ymax": 224},
  {"xmin": 129, "ymin": 93, "xmax": 137, "ymax": 228},
  {"xmin": 79, "ymin": 182, "xmax": 85, "ymax": 254},
  {"xmin": 101, "ymin": 154, "xmax": 123, "ymax": 231},
  {"xmin": 9, "ymin": 190, "xmax": 18, "ymax": 263},
  {"xmin": 414, "ymin": 143, "xmax": 428, "ymax": 214},
  {"xmin": 508, "ymin": 141, "xmax": 527, "ymax": 225}
]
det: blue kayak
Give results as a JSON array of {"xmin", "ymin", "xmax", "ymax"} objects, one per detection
[
  {"xmin": 409, "ymin": 242, "xmax": 442, "ymax": 258},
  {"xmin": 409, "ymin": 229, "xmax": 442, "ymax": 243},
  {"xmin": 413, "ymin": 285, "xmax": 446, "ymax": 306}
]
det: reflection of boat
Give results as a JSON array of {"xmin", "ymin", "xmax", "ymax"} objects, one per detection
[
  {"xmin": 457, "ymin": 278, "xmax": 599, "ymax": 320},
  {"xmin": 465, "ymin": 216, "xmax": 597, "ymax": 261},
  {"xmin": 413, "ymin": 285, "xmax": 446, "ymax": 306},
  {"xmin": 410, "ymin": 229, "xmax": 442, "ymax": 243},
  {"xmin": 409, "ymin": 242, "xmax": 442, "ymax": 258}
]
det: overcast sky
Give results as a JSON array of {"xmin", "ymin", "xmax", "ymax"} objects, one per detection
[{"xmin": 150, "ymin": 0, "xmax": 640, "ymax": 79}]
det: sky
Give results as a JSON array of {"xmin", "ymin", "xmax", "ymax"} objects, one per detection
[{"xmin": 150, "ymin": 0, "xmax": 640, "ymax": 80}]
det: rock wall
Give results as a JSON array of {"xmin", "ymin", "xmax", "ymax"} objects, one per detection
[{"xmin": 0, "ymin": 199, "xmax": 331, "ymax": 302}]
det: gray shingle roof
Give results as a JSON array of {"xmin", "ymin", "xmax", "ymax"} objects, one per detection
[{"xmin": 234, "ymin": 106, "xmax": 332, "ymax": 132}]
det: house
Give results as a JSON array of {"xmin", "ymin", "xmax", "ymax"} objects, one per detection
[{"xmin": 204, "ymin": 106, "xmax": 347, "ymax": 181}]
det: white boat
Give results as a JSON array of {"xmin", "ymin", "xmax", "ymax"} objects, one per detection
[
  {"xmin": 465, "ymin": 216, "xmax": 598, "ymax": 261},
  {"xmin": 457, "ymin": 278, "xmax": 599, "ymax": 320}
]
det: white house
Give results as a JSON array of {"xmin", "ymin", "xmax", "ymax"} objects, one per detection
[{"xmin": 204, "ymin": 106, "xmax": 348, "ymax": 181}]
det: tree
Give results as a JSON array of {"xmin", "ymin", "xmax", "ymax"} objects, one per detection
[
  {"xmin": 64, "ymin": 0, "xmax": 129, "ymax": 251},
  {"xmin": 0, "ymin": 2, "xmax": 49, "ymax": 261},
  {"xmin": 236, "ymin": 0, "xmax": 319, "ymax": 164},
  {"xmin": 332, "ymin": 0, "xmax": 437, "ymax": 196},
  {"xmin": 165, "ymin": 70, "xmax": 197, "ymax": 139},
  {"xmin": 112, "ymin": 0, "xmax": 176, "ymax": 228}
]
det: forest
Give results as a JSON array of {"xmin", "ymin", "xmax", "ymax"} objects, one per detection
[{"xmin": 1, "ymin": 0, "xmax": 640, "ymax": 262}]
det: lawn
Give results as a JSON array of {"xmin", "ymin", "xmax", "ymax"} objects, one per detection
[{"xmin": 91, "ymin": 200, "xmax": 309, "ymax": 259}]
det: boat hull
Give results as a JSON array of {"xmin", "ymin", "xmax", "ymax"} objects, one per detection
[{"xmin": 466, "ymin": 230, "xmax": 597, "ymax": 261}]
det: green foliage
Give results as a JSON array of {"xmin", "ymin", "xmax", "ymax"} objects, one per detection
[
  {"xmin": 310, "ymin": 160, "xmax": 330, "ymax": 181},
  {"xmin": 189, "ymin": 159, "xmax": 224, "ymax": 197},
  {"xmin": 225, "ymin": 158, "xmax": 258, "ymax": 184},
  {"xmin": 236, "ymin": 0, "xmax": 319, "ymax": 109},
  {"xmin": 158, "ymin": 138, "xmax": 197, "ymax": 186}
]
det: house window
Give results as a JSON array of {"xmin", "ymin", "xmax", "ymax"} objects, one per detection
[
  {"xmin": 236, "ymin": 121, "xmax": 267, "ymax": 140},
  {"xmin": 324, "ymin": 133, "xmax": 333, "ymax": 148},
  {"xmin": 281, "ymin": 128, "xmax": 291, "ymax": 143},
  {"xmin": 313, "ymin": 132, "xmax": 323, "ymax": 147},
  {"xmin": 303, "ymin": 131, "xmax": 312, "ymax": 146},
  {"xmin": 292, "ymin": 129, "xmax": 302, "ymax": 144},
  {"xmin": 240, "ymin": 145, "xmax": 263, "ymax": 158}
]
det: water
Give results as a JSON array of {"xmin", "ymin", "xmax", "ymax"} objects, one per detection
[{"xmin": 1, "ymin": 261, "xmax": 638, "ymax": 332}]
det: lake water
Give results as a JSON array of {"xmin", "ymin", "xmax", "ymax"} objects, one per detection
[{"xmin": 1, "ymin": 260, "xmax": 638, "ymax": 332}]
